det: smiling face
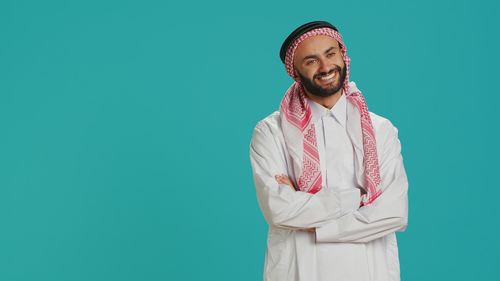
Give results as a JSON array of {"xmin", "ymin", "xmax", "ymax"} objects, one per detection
[{"xmin": 293, "ymin": 35, "xmax": 346, "ymax": 98}]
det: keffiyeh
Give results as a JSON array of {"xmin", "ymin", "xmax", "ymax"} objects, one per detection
[{"xmin": 279, "ymin": 22, "xmax": 382, "ymax": 206}]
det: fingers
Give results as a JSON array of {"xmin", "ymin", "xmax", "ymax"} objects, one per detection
[
  {"xmin": 275, "ymin": 174, "xmax": 284, "ymax": 183},
  {"xmin": 275, "ymin": 174, "xmax": 296, "ymax": 191},
  {"xmin": 275, "ymin": 174, "xmax": 289, "ymax": 184},
  {"xmin": 306, "ymin": 228, "xmax": 315, "ymax": 233}
]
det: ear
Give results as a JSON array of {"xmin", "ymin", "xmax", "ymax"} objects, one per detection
[{"xmin": 292, "ymin": 68, "xmax": 301, "ymax": 82}]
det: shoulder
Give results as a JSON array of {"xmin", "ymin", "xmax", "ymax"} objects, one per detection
[
  {"xmin": 369, "ymin": 111, "xmax": 399, "ymax": 138},
  {"xmin": 369, "ymin": 111, "xmax": 401, "ymax": 153},
  {"xmin": 249, "ymin": 111, "xmax": 286, "ymax": 161},
  {"xmin": 253, "ymin": 111, "xmax": 282, "ymax": 136},
  {"xmin": 250, "ymin": 111, "xmax": 285, "ymax": 152},
  {"xmin": 368, "ymin": 111, "xmax": 404, "ymax": 159}
]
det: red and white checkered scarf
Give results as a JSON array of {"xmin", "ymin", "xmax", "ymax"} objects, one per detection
[{"xmin": 280, "ymin": 27, "xmax": 382, "ymax": 206}]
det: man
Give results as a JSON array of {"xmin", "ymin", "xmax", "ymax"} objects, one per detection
[{"xmin": 249, "ymin": 21, "xmax": 409, "ymax": 281}]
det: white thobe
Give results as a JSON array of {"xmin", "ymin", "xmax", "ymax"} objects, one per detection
[{"xmin": 250, "ymin": 92, "xmax": 409, "ymax": 281}]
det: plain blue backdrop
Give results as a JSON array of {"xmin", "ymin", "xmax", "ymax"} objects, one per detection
[{"xmin": 1, "ymin": 0, "xmax": 499, "ymax": 280}]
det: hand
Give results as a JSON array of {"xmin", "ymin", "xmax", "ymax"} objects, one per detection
[
  {"xmin": 304, "ymin": 228, "xmax": 315, "ymax": 233},
  {"xmin": 275, "ymin": 174, "xmax": 296, "ymax": 190}
]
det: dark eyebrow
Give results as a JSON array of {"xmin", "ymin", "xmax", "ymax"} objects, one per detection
[
  {"xmin": 324, "ymin": 46, "xmax": 338, "ymax": 54},
  {"xmin": 302, "ymin": 54, "xmax": 319, "ymax": 62},
  {"xmin": 302, "ymin": 46, "xmax": 339, "ymax": 62}
]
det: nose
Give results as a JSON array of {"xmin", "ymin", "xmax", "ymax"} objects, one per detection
[{"xmin": 317, "ymin": 58, "xmax": 331, "ymax": 74}]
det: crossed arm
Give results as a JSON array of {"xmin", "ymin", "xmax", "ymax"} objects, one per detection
[
  {"xmin": 250, "ymin": 119, "xmax": 408, "ymax": 243},
  {"xmin": 274, "ymin": 174, "xmax": 315, "ymax": 233}
]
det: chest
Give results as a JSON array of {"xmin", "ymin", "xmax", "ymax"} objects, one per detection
[{"xmin": 313, "ymin": 116, "xmax": 357, "ymax": 191}]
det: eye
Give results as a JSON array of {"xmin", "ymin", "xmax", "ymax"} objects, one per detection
[
  {"xmin": 305, "ymin": 59, "xmax": 317, "ymax": 65},
  {"xmin": 327, "ymin": 52, "xmax": 335, "ymax": 58}
]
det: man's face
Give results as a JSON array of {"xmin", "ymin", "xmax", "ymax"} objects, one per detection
[{"xmin": 293, "ymin": 35, "xmax": 346, "ymax": 97}]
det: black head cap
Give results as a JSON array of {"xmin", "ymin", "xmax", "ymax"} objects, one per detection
[{"xmin": 279, "ymin": 21, "xmax": 338, "ymax": 63}]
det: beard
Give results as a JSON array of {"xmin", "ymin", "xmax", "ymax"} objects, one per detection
[{"xmin": 297, "ymin": 65, "xmax": 347, "ymax": 98}]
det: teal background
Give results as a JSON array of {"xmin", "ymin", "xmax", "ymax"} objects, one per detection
[{"xmin": 1, "ymin": 0, "xmax": 498, "ymax": 280}]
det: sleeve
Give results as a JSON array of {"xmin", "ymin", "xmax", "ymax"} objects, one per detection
[
  {"xmin": 315, "ymin": 120, "xmax": 409, "ymax": 243},
  {"xmin": 249, "ymin": 121, "xmax": 359, "ymax": 230}
]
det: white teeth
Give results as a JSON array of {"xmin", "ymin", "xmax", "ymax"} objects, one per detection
[{"xmin": 319, "ymin": 72, "xmax": 335, "ymax": 80}]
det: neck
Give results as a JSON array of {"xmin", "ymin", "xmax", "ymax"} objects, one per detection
[{"xmin": 304, "ymin": 89, "xmax": 343, "ymax": 109}]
